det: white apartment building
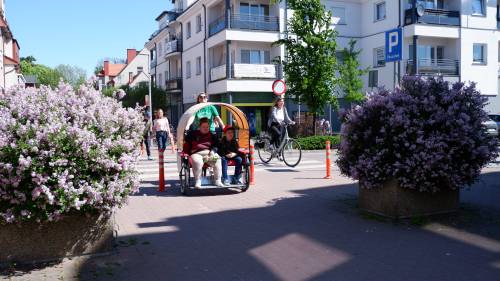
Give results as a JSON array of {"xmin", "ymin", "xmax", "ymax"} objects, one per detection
[
  {"xmin": 147, "ymin": 0, "xmax": 500, "ymax": 130},
  {"xmin": 0, "ymin": 0, "xmax": 24, "ymax": 90}
]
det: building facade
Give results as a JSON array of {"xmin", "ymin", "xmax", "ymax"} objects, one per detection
[
  {"xmin": 147, "ymin": 0, "xmax": 500, "ymax": 132},
  {"xmin": 96, "ymin": 48, "xmax": 150, "ymax": 89},
  {"xmin": 0, "ymin": 0, "xmax": 23, "ymax": 91}
]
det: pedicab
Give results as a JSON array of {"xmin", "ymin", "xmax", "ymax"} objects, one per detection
[{"xmin": 177, "ymin": 102, "xmax": 251, "ymax": 195}]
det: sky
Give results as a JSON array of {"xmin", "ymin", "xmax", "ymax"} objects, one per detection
[{"xmin": 7, "ymin": 0, "xmax": 172, "ymax": 76}]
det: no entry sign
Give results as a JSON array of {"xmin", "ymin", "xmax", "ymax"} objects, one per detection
[{"xmin": 272, "ymin": 80, "xmax": 286, "ymax": 96}]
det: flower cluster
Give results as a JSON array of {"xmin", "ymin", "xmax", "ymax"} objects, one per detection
[
  {"xmin": 337, "ymin": 76, "xmax": 498, "ymax": 192},
  {"xmin": 0, "ymin": 81, "xmax": 144, "ymax": 223}
]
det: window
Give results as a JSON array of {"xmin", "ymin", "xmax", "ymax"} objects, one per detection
[
  {"xmin": 331, "ymin": 7, "xmax": 346, "ymax": 25},
  {"xmin": 240, "ymin": 3, "xmax": 270, "ymax": 16},
  {"xmin": 137, "ymin": 66, "xmax": 143, "ymax": 74},
  {"xmin": 335, "ymin": 51, "xmax": 344, "ymax": 64},
  {"xmin": 375, "ymin": 2, "xmax": 386, "ymax": 21},
  {"xmin": 158, "ymin": 73, "xmax": 163, "ymax": 87},
  {"xmin": 164, "ymin": 71, "xmax": 168, "ymax": 85},
  {"xmin": 373, "ymin": 47, "xmax": 385, "ymax": 67},
  {"xmin": 473, "ymin": 43, "xmax": 486, "ymax": 64},
  {"xmin": 196, "ymin": 14, "xmax": 202, "ymax": 33},
  {"xmin": 186, "ymin": 61, "xmax": 191, "ymax": 78},
  {"xmin": 368, "ymin": 70, "xmax": 378, "ymax": 87},
  {"xmin": 158, "ymin": 42, "xmax": 163, "ymax": 55},
  {"xmin": 187, "ymin": 22, "xmax": 192, "ymax": 38},
  {"xmin": 241, "ymin": 50, "xmax": 271, "ymax": 64},
  {"xmin": 423, "ymin": 0, "xmax": 444, "ymax": 9},
  {"xmin": 408, "ymin": 45, "xmax": 444, "ymax": 61},
  {"xmin": 129, "ymin": 72, "xmax": 133, "ymax": 83},
  {"xmin": 196, "ymin": 56, "xmax": 202, "ymax": 75},
  {"xmin": 472, "ymin": 0, "xmax": 485, "ymax": 16}
]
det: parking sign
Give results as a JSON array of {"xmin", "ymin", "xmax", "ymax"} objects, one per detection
[{"xmin": 385, "ymin": 28, "xmax": 402, "ymax": 62}]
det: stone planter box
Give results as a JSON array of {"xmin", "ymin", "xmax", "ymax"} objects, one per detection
[
  {"xmin": 0, "ymin": 212, "xmax": 114, "ymax": 265},
  {"xmin": 359, "ymin": 179, "xmax": 459, "ymax": 218}
]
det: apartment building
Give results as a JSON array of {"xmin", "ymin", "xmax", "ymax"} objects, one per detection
[
  {"xmin": 96, "ymin": 48, "xmax": 150, "ymax": 89},
  {"xmin": 146, "ymin": 0, "xmax": 286, "ymax": 131},
  {"xmin": 325, "ymin": 0, "xmax": 500, "ymax": 114},
  {"xmin": 147, "ymin": 0, "xmax": 500, "ymax": 131}
]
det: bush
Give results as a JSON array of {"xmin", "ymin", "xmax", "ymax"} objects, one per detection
[
  {"xmin": 0, "ymin": 81, "xmax": 144, "ymax": 223},
  {"xmin": 337, "ymin": 76, "xmax": 498, "ymax": 192},
  {"xmin": 296, "ymin": 135, "xmax": 340, "ymax": 150}
]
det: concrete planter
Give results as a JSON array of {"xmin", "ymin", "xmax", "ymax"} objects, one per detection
[
  {"xmin": 359, "ymin": 179, "xmax": 459, "ymax": 218},
  {"xmin": 0, "ymin": 212, "xmax": 114, "ymax": 265}
]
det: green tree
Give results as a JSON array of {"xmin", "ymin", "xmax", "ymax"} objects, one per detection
[
  {"xmin": 119, "ymin": 83, "xmax": 168, "ymax": 111},
  {"xmin": 338, "ymin": 39, "xmax": 369, "ymax": 103},
  {"xmin": 20, "ymin": 57, "xmax": 62, "ymax": 88},
  {"xmin": 55, "ymin": 64, "xmax": 87, "ymax": 87},
  {"xmin": 274, "ymin": 0, "xmax": 338, "ymax": 133}
]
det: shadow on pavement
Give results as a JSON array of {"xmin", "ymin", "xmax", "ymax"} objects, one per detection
[{"xmin": 75, "ymin": 174, "xmax": 500, "ymax": 281}]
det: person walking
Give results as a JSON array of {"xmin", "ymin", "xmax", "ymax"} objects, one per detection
[
  {"xmin": 193, "ymin": 92, "xmax": 225, "ymax": 133},
  {"xmin": 268, "ymin": 97, "xmax": 295, "ymax": 148},
  {"xmin": 153, "ymin": 109, "xmax": 174, "ymax": 152},
  {"xmin": 143, "ymin": 107, "xmax": 154, "ymax": 160}
]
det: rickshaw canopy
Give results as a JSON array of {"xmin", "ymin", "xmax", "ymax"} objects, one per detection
[{"xmin": 176, "ymin": 102, "xmax": 250, "ymax": 149}]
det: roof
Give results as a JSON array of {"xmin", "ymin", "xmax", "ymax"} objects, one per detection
[
  {"xmin": 108, "ymin": 64, "xmax": 126, "ymax": 76},
  {"xmin": 155, "ymin": 11, "xmax": 169, "ymax": 21},
  {"xmin": 24, "ymin": 75, "xmax": 37, "ymax": 84}
]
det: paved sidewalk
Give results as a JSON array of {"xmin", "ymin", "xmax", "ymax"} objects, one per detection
[{"xmin": 2, "ymin": 151, "xmax": 500, "ymax": 281}]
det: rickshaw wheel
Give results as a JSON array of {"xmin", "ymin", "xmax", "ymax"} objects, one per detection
[
  {"xmin": 180, "ymin": 162, "xmax": 191, "ymax": 195},
  {"xmin": 241, "ymin": 157, "xmax": 251, "ymax": 192}
]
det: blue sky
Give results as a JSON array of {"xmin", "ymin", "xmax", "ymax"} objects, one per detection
[{"xmin": 7, "ymin": 0, "xmax": 172, "ymax": 76}]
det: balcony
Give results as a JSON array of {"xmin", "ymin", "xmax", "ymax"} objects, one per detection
[
  {"xmin": 164, "ymin": 39, "xmax": 182, "ymax": 56},
  {"xmin": 406, "ymin": 58, "xmax": 459, "ymax": 76},
  {"xmin": 150, "ymin": 58, "xmax": 157, "ymax": 69},
  {"xmin": 208, "ymin": 13, "xmax": 280, "ymax": 37},
  {"xmin": 404, "ymin": 8, "xmax": 460, "ymax": 26},
  {"xmin": 210, "ymin": 63, "xmax": 281, "ymax": 82},
  {"xmin": 166, "ymin": 77, "xmax": 182, "ymax": 91}
]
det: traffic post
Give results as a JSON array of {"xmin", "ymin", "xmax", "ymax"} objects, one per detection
[
  {"xmin": 158, "ymin": 149, "xmax": 166, "ymax": 192},
  {"xmin": 250, "ymin": 145, "xmax": 255, "ymax": 185},
  {"xmin": 324, "ymin": 140, "xmax": 332, "ymax": 179}
]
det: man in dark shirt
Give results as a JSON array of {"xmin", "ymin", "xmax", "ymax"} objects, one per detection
[{"xmin": 183, "ymin": 118, "xmax": 223, "ymax": 188}]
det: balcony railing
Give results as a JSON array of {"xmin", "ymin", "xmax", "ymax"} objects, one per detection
[
  {"xmin": 165, "ymin": 77, "xmax": 182, "ymax": 91},
  {"xmin": 209, "ymin": 13, "xmax": 280, "ymax": 37},
  {"xmin": 210, "ymin": 64, "xmax": 282, "ymax": 81},
  {"xmin": 164, "ymin": 39, "xmax": 182, "ymax": 56},
  {"xmin": 210, "ymin": 65, "xmax": 227, "ymax": 81},
  {"xmin": 406, "ymin": 58, "xmax": 459, "ymax": 76},
  {"xmin": 404, "ymin": 8, "xmax": 460, "ymax": 26}
]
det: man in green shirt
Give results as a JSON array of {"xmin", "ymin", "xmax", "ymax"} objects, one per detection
[{"xmin": 194, "ymin": 93, "xmax": 225, "ymax": 133}]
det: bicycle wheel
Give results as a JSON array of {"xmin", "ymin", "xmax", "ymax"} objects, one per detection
[
  {"xmin": 257, "ymin": 137, "xmax": 273, "ymax": 163},
  {"xmin": 282, "ymin": 139, "xmax": 302, "ymax": 167}
]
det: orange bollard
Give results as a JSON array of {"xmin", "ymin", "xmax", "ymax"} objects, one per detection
[
  {"xmin": 324, "ymin": 140, "xmax": 332, "ymax": 179},
  {"xmin": 158, "ymin": 149, "xmax": 165, "ymax": 192},
  {"xmin": 250, "ymin": 145, "xmax": 255, "ymax": 185}
]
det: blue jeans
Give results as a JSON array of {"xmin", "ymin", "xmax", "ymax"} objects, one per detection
[
  {"xmin": 156, "ymin": 131, "xmax": 168, "ymax": 151},
  {"xmin": 221, "ymin": 156, "xmax": 243, "ymax": 181}
]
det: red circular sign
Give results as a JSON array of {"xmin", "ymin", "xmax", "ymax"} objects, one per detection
[{"xmin": 272, "ymin": 80, "xmax": 286, "ymax": 96}]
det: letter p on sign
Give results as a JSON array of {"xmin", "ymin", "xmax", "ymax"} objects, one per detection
[{"xmin": 385, "ymin": 28, "xmax": 402, "ymax": 62}]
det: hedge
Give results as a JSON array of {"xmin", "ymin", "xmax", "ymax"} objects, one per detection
[{"xmin": 296, "ymin": 135, "xmax": 341, "ymax": 150}]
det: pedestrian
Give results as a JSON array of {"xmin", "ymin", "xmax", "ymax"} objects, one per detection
[
  {"xmin": 219, "ymin": 125, "xmax": 243, "ymax": 186},
  {"xmin": 193, "ymin": 92, "xmax": 225, "ymax": 134},
  {"xmin": 153, "ymin": 109, "xmax": 174, "ymax": 152},
  {"xmin": 143, "ymin": 106, "xmax": 154, "ymax": 160},
  {"xmin": 320, "ymin": 118, "xmax": 325, "ymax": 135},
  {"xmin": 324, "ymin": 120, "xmax": 331, "ymax": 135}
]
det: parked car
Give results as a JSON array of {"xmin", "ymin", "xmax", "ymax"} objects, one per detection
[
  {"xmin": 483, "ymin": 117, "xmax": 499, "ymax": 138},
  {"xmin": 488, "ymin": 114, "xmax": 500, "ymax": 128}
]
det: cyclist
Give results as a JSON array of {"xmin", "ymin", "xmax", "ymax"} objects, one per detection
[{"xmin": 267, "ymin": 97, "xmax": 295, "ymax": 148}]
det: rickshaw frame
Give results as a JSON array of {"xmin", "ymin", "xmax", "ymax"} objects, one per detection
[{"xmin": 176, "ymin": 102, "xmax": 252, "ymax": 195}]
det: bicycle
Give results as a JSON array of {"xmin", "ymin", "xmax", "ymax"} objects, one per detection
[{"xmin": 255, "ymin": 123, "xmax": 302, "ymax": 167}]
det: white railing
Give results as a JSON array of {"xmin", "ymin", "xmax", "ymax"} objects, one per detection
[
  {"xmin": 233, "ymin": 64, "xmax": 276, "ymax": 79},
  {"xmin": 210, "ymin": 64, "xmax": 226, "ymax": 81}
]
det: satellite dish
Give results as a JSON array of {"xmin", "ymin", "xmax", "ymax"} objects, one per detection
[{"xmin": 416, "ymin": 4, "xmax": 425, "ymax": 17}]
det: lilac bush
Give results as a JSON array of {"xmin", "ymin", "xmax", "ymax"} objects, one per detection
[
  {"xmin": 0, "ymin": 81, "xmax": 144, "ymax": 223},
  {"xmin": 337, "ymin": 76, "xmax": 498, "ymax": 192}
]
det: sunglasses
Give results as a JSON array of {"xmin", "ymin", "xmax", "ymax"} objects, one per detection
[{"xmin": 199, "ymin": 96, "xmax": 208, "ymax": 99}]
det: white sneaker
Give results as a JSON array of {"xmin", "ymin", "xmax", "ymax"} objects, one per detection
[
  {"xmin": 147, "ymin": 156, "xmax": 154, "ymax": 161},
  {"xmin": 215, "ymin": 180, "xmax": 224, "ymax": 187},
  {"xmin": 194, "ymin": 179, "xmax": 202, "ymax": 189}
]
